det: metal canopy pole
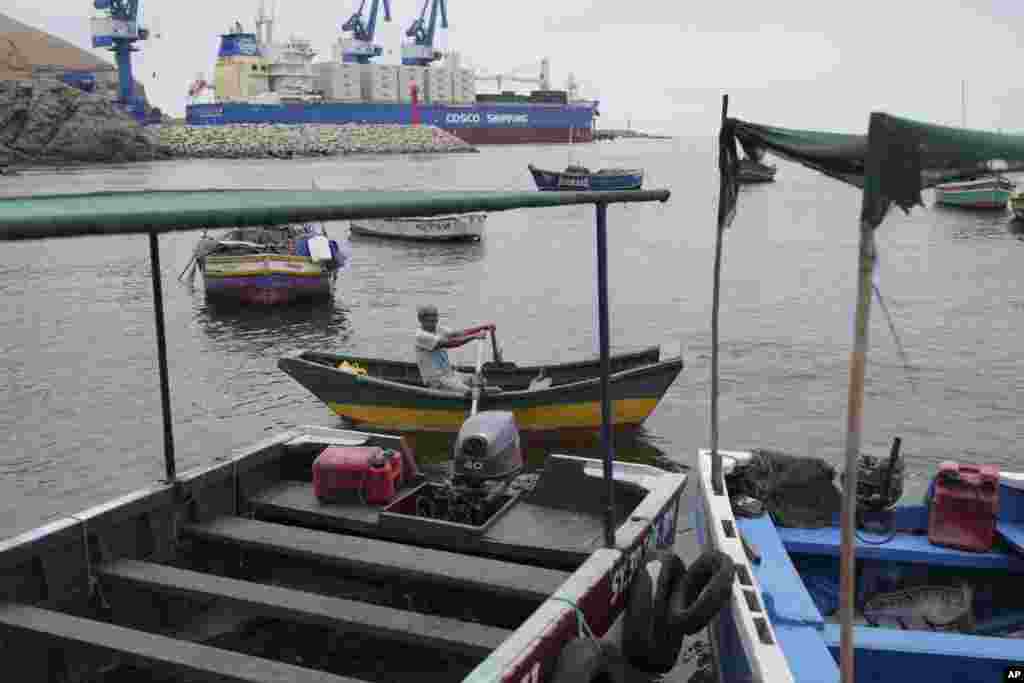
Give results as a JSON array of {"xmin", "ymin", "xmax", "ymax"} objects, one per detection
[
  {"xmin": 838, "ymin": 112, "xmax": 885, "ymax": 683},
  {"xmin": 595, "ymin": 202, "xmax": 616, "ymax": 548},
  {"xmin": 839, "ymin": 221, "xmax": 874, "ymax": 683},
  {"xmin": 711, "ymin": 94, "xmax": 729, "ymax": 496},
  {"xmin": 148, "ymin": 231, "xmax": 177, "ymax": 482}
]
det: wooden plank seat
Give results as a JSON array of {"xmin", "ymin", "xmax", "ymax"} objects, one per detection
[
  {"xmin": 99, "ymin": 558, "xmax": 509, "ymax": 658},
  {"xmin": 183, "ymin": 517, "xmax": 568, "ymax": 603},
  {"xmin": 0, "ymin": 602, "xmax": 364, "ymax": 683},
  {"xmin": 776, "ymin": 525, "xmax": 1018, "ymax": 570}
]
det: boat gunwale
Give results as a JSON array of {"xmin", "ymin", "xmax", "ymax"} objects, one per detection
[
  {"xmin": 349, "ymin": 213, "xmax": 488, "ymax": 225},
  {"xmin": 280, "ymin": 353, "xmax": 684, "ymax": 400},
  {"xmin": 299, "ymin": 345, "xmax": 665, "ymax": 377}
]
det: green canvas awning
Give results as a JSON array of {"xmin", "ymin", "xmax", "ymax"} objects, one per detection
[
  {"xmin": 0, "ymin": 188, "xmax": 670, "ymax": 242},
  {"xmin": 721, "ymin": 112, "xmax": 1024, "ymax": 228},
  {"xmin": 714, "ymin": 104, "xmax": 1024, "ymax": 683}
]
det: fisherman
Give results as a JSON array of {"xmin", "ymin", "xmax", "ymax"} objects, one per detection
[{"xmin": 415, "ymin": 304, "xmax": 495, "ymax": 393}]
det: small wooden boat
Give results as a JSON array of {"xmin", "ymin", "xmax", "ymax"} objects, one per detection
[
  {"xmin": 0, "ymin": 420, "xmax": 686, "ymax": 683},
  {"xmin": 1, "ymin": 185, "xmax": 693, "ymax": 681},
  {"xmin": 528, "ymin": 163, "xmax": 645, "ymax": 191},
  {"xmin": 278, "ymin": 348, "xmax": 683, "ymax": 433},
  {"xmin": 737, "ymin": 158, "xmax": 777, "ymax": 183},
  {"xmin": 1011, "ymin": 191, "xmax": 1024, "ymax": 220},
  {"xmin": 192, "ymin": 224, "xmax": 347, "ymax": 305},
  {"xmin": 933, "ymin": 176, "xmax": 1015, "ymax": 209},
  {"xmin": 349, "ymin": 213, "xmax": 486, "ymax": 242}
]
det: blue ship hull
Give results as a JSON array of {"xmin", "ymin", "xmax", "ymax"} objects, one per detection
[{"xmin": 185, "ymin": 102, "xmax": 596, "ymax": 145}]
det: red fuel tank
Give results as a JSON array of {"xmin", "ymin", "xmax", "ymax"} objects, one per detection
[
  {"xmin": 313, "ymin": 446, "xmax": 403, "ymax": 505},
  {"xmin": 928, "ymin": 461, "xmax": 1000, "ymax": 552}
]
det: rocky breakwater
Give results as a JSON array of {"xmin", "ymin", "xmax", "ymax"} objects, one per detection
[
  {"xmin": 0, "ymin": 79, "xmax": 167, "ymax": 166},
  {"xmin": 154, "ymin": 123, "xmax": 477, "ymax": 159}
]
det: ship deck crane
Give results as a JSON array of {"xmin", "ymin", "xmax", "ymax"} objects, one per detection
[
  {"xmin": 475, "ymin": 58, "xmax": 551, "ymax": 92},
  {"xmin": 90, "ymin": 0, "xmax": 150, "ymax": 118},
  {"xmin": 340, "ymin": 0, "xmax": 391, "ymax": 63},
  {"xmin": 401, "ymin": 0, "xmax": 447, "ymax": 66}
]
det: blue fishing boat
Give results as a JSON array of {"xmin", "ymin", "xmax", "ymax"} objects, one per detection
[
  {"xmin": 693, "ymin": 106, "xmax": 1024, "ymax": 682},
  {"xmin": 527, "ymin": 163, "xmax": 644, "ymax": 191}
]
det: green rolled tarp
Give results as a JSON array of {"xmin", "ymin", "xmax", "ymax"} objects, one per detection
[{"xmin": 0, "ymin": 189, "xmax": 670, "ymax": 242}]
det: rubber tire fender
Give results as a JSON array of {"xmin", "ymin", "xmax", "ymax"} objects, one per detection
[
  {"xmin": 668, "ymin": 549, "xmax": 736, "ymax": 635},
  {"xmin": 621, "ymin": 549, "xmax": 686, "ymax": 673},
  {"xmin": 549, "ymin": 637, "xmax": 627, "ymax": 683}
]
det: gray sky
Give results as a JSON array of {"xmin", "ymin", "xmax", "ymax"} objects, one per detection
[{"xmin": 8, "ymin": 1, "xmax": 1024, "ymax": 134}]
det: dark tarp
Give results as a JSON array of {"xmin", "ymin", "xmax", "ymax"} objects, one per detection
[{"xmin": 719, "ymin": 112, "xmax": 1024, "ymax": 229}]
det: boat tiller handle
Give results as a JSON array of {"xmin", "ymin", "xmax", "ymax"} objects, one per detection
[{"xmin": 470, "ymin": 337, "xmax": 485, "ymax": 416}]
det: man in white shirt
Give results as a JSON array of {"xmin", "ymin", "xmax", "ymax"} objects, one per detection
[{"xmin": 415, "ymin": 304, "xmax": 495, "ymax": 393}]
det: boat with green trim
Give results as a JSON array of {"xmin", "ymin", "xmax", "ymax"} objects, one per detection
[
  {"xmin": 933, "ymin": 176, "xmax": 1015, "ymax": 209},
  {"xmin": 278, "ymin": 349, "xmax": 683, "ymax": 433}
]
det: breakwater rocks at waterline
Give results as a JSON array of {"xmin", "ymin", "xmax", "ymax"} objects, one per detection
[
  {"xmin": 0, "ymin": 79, "xmax": 166, "ymax": 165},
  {"xmin": 154, "ymin": 123, "xmax": 478, "ymax": 159}
]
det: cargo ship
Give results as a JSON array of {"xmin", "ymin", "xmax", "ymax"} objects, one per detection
[{"xmin": 185, "ymin": 21, "xmax": 598, "ymax": 144}]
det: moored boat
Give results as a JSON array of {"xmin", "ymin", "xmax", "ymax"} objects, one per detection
[
  {"xmin": 308, "ymin": 345, "xmax": 665, "ymax": 388},
  {"xmin": 528, "ymin": 163, "xmax": 645, "ymax": 191},
  {"xmin": 737, "ymin": 158, "xmax": 777, "ymax": 183},
  {"xmin": 349, "ymin": 213, "xmax": 486, "ymax": 242},
  {"xmin": 696, "ymin": 105, "xmax": 1024, "ymax": 682},
  {"xmin": 191, "ymin": 223, "xmax": 347, "ymax": 305},
  {"xmin": 1011, "ymin": 191, "xmax": 1024, "ymax": 220},
  {"xmin": 933, "ymin": 176, "xmax": 1015, "ymax": 209},
  {"xmin": 277, "ymin": 348, "xmax": 683, "ymax": 433}
]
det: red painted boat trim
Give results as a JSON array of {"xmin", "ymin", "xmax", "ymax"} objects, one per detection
[{"xmin": 446, "ymin": 127, "xmax": 594, "ymax": 145}]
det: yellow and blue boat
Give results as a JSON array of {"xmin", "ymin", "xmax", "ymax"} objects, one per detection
[{"xmin": 278, "ymin": 348, "xmax": 682, "ymax": 433}]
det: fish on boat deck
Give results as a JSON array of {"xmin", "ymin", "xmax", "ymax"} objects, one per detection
[{"xmin": 863, "ymin": 583, "xmax": 975, "ymax": 631}]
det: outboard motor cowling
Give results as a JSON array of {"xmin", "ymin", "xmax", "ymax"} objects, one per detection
[{"xmin": 453, "ymin": 411, "xmax": 523, "ymax": 484}]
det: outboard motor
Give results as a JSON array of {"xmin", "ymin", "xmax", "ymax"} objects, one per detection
[
  {"xmin": 412, "ymin": 411, "xmax": 524, "ymax": 526},
  {"xmin": 453, "ymin": 411, "xmax": 524, "ymax": 486}
]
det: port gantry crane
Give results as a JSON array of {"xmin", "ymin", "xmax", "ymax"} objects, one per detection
[
  {"xmin": 340, "ymin": 0, "xmax": 392, "ymax": 63},
  {"xmin": 90, "ymin": 0, "xmax": 150, "ymax": 118},
  {"xmin": 401, "ymin": 0, "xmax": 447, "ymax": 66}
]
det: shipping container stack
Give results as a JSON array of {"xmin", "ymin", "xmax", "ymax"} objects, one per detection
[
  {"xmin": 360, "ymin": 63, "xmax": 398, "ymax": 102},
  {"xmin": 314, "ymin": 63, "xmax": 362, "ymax": 102},
  {"xmin": 397, "ymin": 66, "xmax": 428, "ymax": 103},
  {"xmin": 425, "ymin": 67, "xmax": 453, "ymax": 104},
  {"xmin": 451, "ymin": 68, "xmax": 476, "ymax": 104}
]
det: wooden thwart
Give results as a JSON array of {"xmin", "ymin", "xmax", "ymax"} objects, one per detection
[
  {"xmin": 99, "ymin": 558, "xmax": 509, "ymax": 658},
  {"xmin": 184, "ymin": 517, "xmax": 567, "ymax": 602},
  {"xmin": 0, "ymin": 602, "xmax": 363, "ymax": 683}
]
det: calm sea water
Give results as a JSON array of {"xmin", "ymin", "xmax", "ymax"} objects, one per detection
[{"xmin": 1, "ymin": 138, "xmax": 1022, "ymax": 681}]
